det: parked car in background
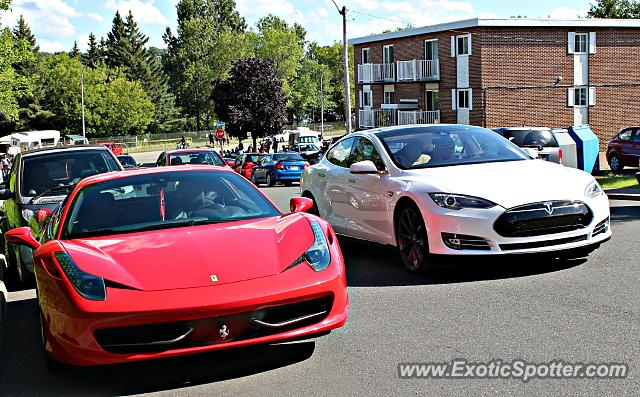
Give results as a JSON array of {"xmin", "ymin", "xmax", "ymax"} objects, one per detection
[
  {"xmin": 98, "ymin": 142, "xmax": 128, "ymax": 156},
  {"xmin": 4, "ymin": 166, "xmax": 348, "ymax": 369},
  {"xmin": 0, "ymin": 146, "xmax": 122, "ymax": 285},
  {"xmin": 493, "ymin": 127, "xmax": 563, "ymax": 163},
  {"xmin": 116, "ymin": 155, "xmax": 138, "ymax": 169},
  {"xmin": 223, "ymin": 157, "xmax": 236, "ymax": 167},
  {"xmin": 301, "ymin": 125, "xmax": 610, "ymax": 274},
  {"xmin": 294, "ymin": 143, "xmax": 322, "ymax": 164},
  {"xmin": 251, "ymin": 152, "xmax": 309, "ymax": 187},
  {"xmin": 233, "ymin": 153, "xmax": 263, "ymax": 179},
  {"xmin": 155, "ymin": 149, "xmax": 227, "ymax": 168},
  {"xmin": 606, "ymin": 127, "xmax": 640, "ymax": 172}
]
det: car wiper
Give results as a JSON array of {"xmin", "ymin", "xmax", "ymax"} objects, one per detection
[{"xmin": 30, "ymin": 183, "xmax": 76, "ymax": 203}]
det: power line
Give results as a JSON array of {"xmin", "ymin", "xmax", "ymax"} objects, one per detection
[{"xmin": 350, "ymin": 10, "xmax": 413, "ymax": 27}]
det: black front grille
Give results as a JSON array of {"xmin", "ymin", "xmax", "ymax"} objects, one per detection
[
  {"xmin": 95, "ymin": 296, "xmax": 334, "ymax": 354},
  {"xmin": 592, "ymin": 217, "xmax": 609, "ymax": 237},
  {"xmin": 499, "ymin": 235, "xmax": 588, "ymax": 251},
  {"xmin": 494, "ymin": 200, "xmax": 593, "ymax": 237}
]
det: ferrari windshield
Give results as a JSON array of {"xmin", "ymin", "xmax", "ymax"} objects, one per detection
[
  {"xmin": 378, "ymin": 126, "xmax": 529, "ymax": 169},
  {"xmin": 61, "ymin": 170, "xmax": 280, "ymax": 239}
]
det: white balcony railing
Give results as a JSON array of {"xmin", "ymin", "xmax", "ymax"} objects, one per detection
[
  {"xmin": 358, "ymin": 109, "xmax": 397, "ymax": 128},
  {"xmin": 396, "ymin": 60, "xmax": 440, "ymax": 81},
  {"xmin": 358, "ymin": 63, "xmax": 395, "ymax": 83},
  {"xmin": 397, "ymin": 110, "xmax": 440, "ymax": 125}
]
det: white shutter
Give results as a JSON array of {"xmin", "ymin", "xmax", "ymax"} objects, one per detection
[
  {"xmin": 568, "ymin": 32, "xmax": 575, "ymax": 54},
  {"xmin": 468, "ymin": 88, "xmax": 473, "ymax": 110},
  {"xmin": 588, "ymin": 87, "xmax": 596, "ymax": 106},
  {"xmin": 468, "ymin": 34, "xmax": 472, "ymax": 56},
  {"xmin": 451, "ymin": 36, "xmax": 455, "ymax": 57},
  {"xmin": 452, "ymin": 89, "xmax": 457, "ymax": 110},
  {"xmin": 359, "ymin": 90, "xmax": 363, "ymax": 108},
  {"xmin": 589, "ymin": 32, "xmax": 596, "ymax": 54},
  {"xmin": 567, "ymin": 88, "xmax": 575, "ymax": 107}
]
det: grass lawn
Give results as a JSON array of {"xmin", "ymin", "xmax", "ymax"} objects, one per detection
[{"xmin": 596, "ymin": 173, "xmax": 640, "ymax": 190}]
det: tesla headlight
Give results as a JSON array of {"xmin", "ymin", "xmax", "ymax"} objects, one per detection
[
  {"xmin": 22, "ymin": 209, "xmax": 34, "ymax": 223},
  {"xmin": 54, "ymin": 252, "xmax": 106, "ymax": 301},
  {"xmin": 429, "ymin": 193, "xmax": 496, "ymax": 210},
  {"xmin": 585, "ymin": 180, "xmax": 603, "ymax": 198},
  {"xmin": 288, "ymin": 222, "xmax": 331, "ymax": 272}
]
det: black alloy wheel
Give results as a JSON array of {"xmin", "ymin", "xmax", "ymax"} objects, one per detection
[{"xmin": 396, "ymin": 204, "xmax": 432, "ymax": 273}]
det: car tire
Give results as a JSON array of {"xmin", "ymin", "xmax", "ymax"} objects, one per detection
[
  {"xmin": 283, "ymin": 181, "xmax": 293, "ymax": 187},
  {"xmin": 14, "ymin": 246, "xmax": 33, "ymax": 287},
  {"xmin": 395, "ymin": 203, "xmax": 433, "ymax": 274},
  {"xmin": 251, "ymin": 172, "xmax": 260, "ymax": 187},
  {"xmin": 266, "ymin": 173, "xmax": 275, "ymax": 187},
  {"xmin": 608, "ymin": 154, "xmax": 623, "ymax": 172}
]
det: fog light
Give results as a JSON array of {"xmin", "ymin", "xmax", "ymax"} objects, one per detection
[{"xmin": 442, "ymin": 233, "xmax": 462, "ymax": 250}]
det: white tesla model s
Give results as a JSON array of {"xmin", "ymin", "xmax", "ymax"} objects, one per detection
[{"xmin": 300, "ymin": 125, "xmax": 611, "ymax": 273}]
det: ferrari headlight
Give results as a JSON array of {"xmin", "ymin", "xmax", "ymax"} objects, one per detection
[
  {"xmin": 288, "ymin": 222, "xmax": 331, "ymax": 272},
  {"xmin": 429, "ymin": 193, "xmax": 496, "ymax": 210},
  {"xmin": 54, "ymin": 252, "xmax": 106, "ymax": 301},
  {"xmin": 22, "ymin": 209, "xmax": 34, "ymax": 223},
  {"xmin": 585, "ymin": 180, "xmax": 603, "ymax": 198}
]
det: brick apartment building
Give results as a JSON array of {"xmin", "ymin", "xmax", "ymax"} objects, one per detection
[{"xmin": 350, "ymin": 18, "xmax": 640, "ymax": 147}]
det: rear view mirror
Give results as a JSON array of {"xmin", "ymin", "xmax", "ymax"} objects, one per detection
[
  {"xmin": 350, "ymin": 160, "xmax": 379, "ymax": 174},
  {"xmin": 290, "ymin": 197, "xmax": 314, "ymax": 213},
  {"xmin": 5, "ymin": 227, "xmax": 41, "ymax": 250}
]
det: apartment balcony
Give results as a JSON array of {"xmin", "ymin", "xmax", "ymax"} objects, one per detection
[
  {"xmin": 357, "ymin": 63, "xmax": 395, "ymax": 83},
  {"xmin": 396, "ymin": 60, "xmax": 440, "ymax": 81},
  {"xmin": 358, "ymin": 109, "xmax": 440, "ymax": 129},
  {"xmin": 397, "ymin": 110, "xmax": 440, "ymax": 125}
]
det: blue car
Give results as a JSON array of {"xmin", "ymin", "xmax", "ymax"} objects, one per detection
[{"xmin": 251, "ymin": 152, "xmax": 309, "ymax": 186}]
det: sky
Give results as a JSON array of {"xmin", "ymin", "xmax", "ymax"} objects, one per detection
[{"xmin": 0, "ymin": 0, "xmax": 596, "ymax": 53}]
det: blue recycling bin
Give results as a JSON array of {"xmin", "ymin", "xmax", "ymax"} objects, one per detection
[{"xmin": 567, "ymin": 125, "xmax": 599, "ymax": 174}]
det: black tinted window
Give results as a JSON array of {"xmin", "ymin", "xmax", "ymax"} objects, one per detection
[
  {"xmin": 326, "ymin": 137, "xmax": 355, "ymax": 168},
  {"xmin": 498, "ymin": 129, "xmax": 558, "ymax": 148},
  {"xmin": 21, "ymin": 150, "xmax": 120, "ymax": 196}
]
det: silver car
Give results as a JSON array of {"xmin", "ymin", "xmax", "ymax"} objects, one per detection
[{"xmin": 493, "ymin": 127, "xmax": 563, "ymax": 163}]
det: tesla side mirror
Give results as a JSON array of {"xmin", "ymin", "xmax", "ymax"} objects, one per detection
[
  {"xmin": 0, "ymin": 189, "xmax": 14, "ymax": 200},
  {"xmin": 350, "ymin": 160, "xmax": 379, "ymax": 174},
  {"xmin": 521, "ymin": 148, "xmax": 539, "ymax": 159},
  {"xmin": 35, "ymin": 208, "xmax": 53, "ymax": 223},
  {"xmin": 5, "ymin": 227, "xmax": 41, "ymax": 250},
  {"xmin": 289, "ymin": 197, "xmax": 314, "ymax": 213}
]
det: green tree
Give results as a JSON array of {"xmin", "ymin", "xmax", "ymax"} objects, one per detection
[
  {"xmin": 0, "ymin": 28, "xmax": 35, "ymax": 124},
  {"xmin": 163, "ymin": 0, "xmax": 249, "ymax": 131},
  {"xmin": 12, "ymin": 15, "xmax": 38, "ymax": 53},
  {"xmin": 212, "ymin": 58, "xmax": 286, "ymax": 149},
  {"xmin": 588, "ymin": 0, "xmax": 640, "ymax": 17},
  {"xmin": 83, "ymin": 33, "xmax": 102, "ymax": 68},
  {"xmin": 70, "ymin": 41, "xmax": 80, "ymax": 59},
  {"xmin": 106, "ymin": 11, "xmax": 129, "ymax": 68}
]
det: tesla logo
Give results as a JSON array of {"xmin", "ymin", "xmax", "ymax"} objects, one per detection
[
  {"xmin": 210, "ymin": 275, "xmax": 218, "ymax": 282},
  {"xmin": 543, "ymin": 202, "xmax": 554, "ymax": 215},
  {"xmin": 219, "ymin": 324, "xmax": 229, "ymax": 340}
]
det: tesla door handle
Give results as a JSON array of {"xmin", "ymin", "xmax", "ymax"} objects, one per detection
[{"xmin": 348, "ymin": 178, "xmax": 356, "ymax": 183}]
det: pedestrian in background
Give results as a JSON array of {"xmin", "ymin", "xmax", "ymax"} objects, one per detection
[{"xmin": 209, "ymin": 132, "xmax": 214, "ymax": 146}]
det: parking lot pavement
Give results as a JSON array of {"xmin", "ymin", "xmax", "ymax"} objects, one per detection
[{"xmin": 0, "ymin": 188, "xmax": 638, "ymax": 396}]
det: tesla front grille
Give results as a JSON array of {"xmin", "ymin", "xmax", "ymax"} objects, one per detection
[
  {"xmin": 94, "ymin": 296, "xmax": 334, "ymax": 354},
  {"xmin": 499, "ymin": 235, "xmax": 588, "ymax": 251},
  {"xmin": 494, "ymin": 200, "xmax": 593, "ymax": 237}
]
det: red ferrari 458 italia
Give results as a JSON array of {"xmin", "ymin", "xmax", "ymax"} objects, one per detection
[{"xmin": 6, "ymin": 166, "xmax": 348, "ymax": 368}]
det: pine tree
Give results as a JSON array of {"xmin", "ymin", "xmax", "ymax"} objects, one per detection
[
  {"xmin": 70, "ymin": 41, "xmax": 81, "ymax": 59},
  {"xmin": 83, "ymin": 33, "xmax": 102, "ymax": 68},
  {"xmin": 99, "ymin": 37, "xmax": 108, "ymax": 63},
  {"xmin": 106, "ymin": 11, "xmax": 130, "ymax": 68},
  {"xmin": 12, "ymin": 15, "xmax": 39, "ymax": 53}
]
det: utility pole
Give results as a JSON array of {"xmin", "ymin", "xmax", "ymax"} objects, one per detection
[
  {"xmin": 320, "ymin": 73, "xmax": 324, "ymax": 140},
  {"xmin": 81, "ymin": 68, "xmax": 86, "ymax": 139},
  {"xmin": 332, "ymin": 1, "xmax": 352, "ymax": 134}
]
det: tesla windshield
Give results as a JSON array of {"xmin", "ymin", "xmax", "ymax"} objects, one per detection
[
  {"xmin": 61, "ymin": 171, "xmax": 280, "ymax": 238},
  {"xmin": 378, "ymin": 126, "xmax": 529, "ymax": 169}
]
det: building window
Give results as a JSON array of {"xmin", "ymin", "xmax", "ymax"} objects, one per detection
[
  {"xmin": 383, "ymin": 45, "xmax": 394, "ymax": 64},
  {"xmin": 383, "ymin": 90, "xmax": 395, "ymax": 104},
  {"xmin": 457, "ymin": 89, "xmax": 471, "ymax": 109},
  {"xmin": 425, "ymin": 39, "xmax": 438, "ymax": 60},
  {"xmin": 362, "ymin": 48, "xmax": 370, "ymax": 64},
  {"xmin": 426, "ymin": 90, "xmax": 439, "ymax": 111},
  {"xmin": 574, "ymin": 33, "xmax": 588, "ymax": 54},
  {"xmin": 568, "ymin": 87, "xmax": 595, "ymax": 107},
  {"xmin": 574, "ymin": 87, "xmax": 588, "ymax": 106},
  {"xmin": 362, "ymin": 90, "xmax": 372, "ymax": 108},
  {"xmin": 456, "ymin": 34, "xmax": 470, "ymax": 56}
]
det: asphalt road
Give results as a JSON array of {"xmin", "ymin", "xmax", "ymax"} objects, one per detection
[{"xmin": 0, "ymin": 184, "xmax": 639, "ymax": 396}]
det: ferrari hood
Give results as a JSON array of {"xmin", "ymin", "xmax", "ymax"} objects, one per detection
[
  {"xmin": 61, "ymin": 214, "xmax": 314, "ymax": 291},
  {"xmin": 403, "ymin": 160, "xmax": 596, "ymax": 209}
]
